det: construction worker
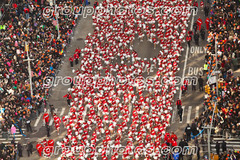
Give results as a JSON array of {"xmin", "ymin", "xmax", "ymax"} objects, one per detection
[{"xmin": 203, "ymin": 63, "xmax": 208, "ymax": 75}]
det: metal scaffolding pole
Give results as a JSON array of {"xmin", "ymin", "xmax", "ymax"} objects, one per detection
[
  {"xmin": 54, "ymin": 0, "xmax": 60, "ymax": 39},
  {"xmin": 204, "ymin": 35, "xmax": 219, "ymax": 160},
  {"xmin": 23, "ymin": 42, "xmax": 34, "ymax": 98}
]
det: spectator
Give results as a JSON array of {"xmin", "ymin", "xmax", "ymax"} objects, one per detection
[
  {"xmin": 17, "ymin": 142, "xmax": 23, "ymax": 157},
  {"xmin": 10, "ymin": 124, "xmax": 16, "ymax": 138},
  {"xmin": 179, "ymin": 139, "xmax": 188, "ymax": 160},
  {"xmin": 0, "ymin": 0, "xmax": 81, "ymax": 143},
  {"xmin": 172, "ymin": 150, "xmax": 180, "ymax": 160},
  {"xmin": 191, "ymin": 120, "xmax": 199, "ymax": 136},
  {"xmin": 27, "ymin": 142, "xmax": 33, "ymax": 157},
  {"xmin": 26, "ymin": 117, "xmax": 32, "ymax": 132},
  {"xmin": 195, "ymin": 0, "xmax": 240, "ymax": 156},
  {"xmin": 222, "ymin": 140, "xmax": 227, "ymax": 153}
]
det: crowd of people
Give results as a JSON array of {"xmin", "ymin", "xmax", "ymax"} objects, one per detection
[
  {"xmin": 0, "ymin": 0, "xmax": 238, "ymax": 159},
  {"xmin": 56, "ymin": 0, "xmax": 198, "ymax": 159},
  {"xmin": 0, "ymin": 0, "xmax": 82, "ymax": 139},
  {"xmin": 218, "ymin": 150, "xmax": 240, "ymax": 160},
  {"xmin": 0, "ymin": 143, "xmax": 17, "ymax": 160},
  {"xmin": 36, "ymin": 138, "xmax": 54, "ymax": 157},
  {"xmin": 199, "ymin": 0, "xmax": 240, "ymax": 139},
  {"xmin": 180, "ymin": 0, "xmax": 240, "ymax": 158}
]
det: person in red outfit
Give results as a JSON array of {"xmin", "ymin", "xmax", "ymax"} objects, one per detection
[
  {"xmin": 171, "ymin": 140, "xmax": 178, "ymax": 147},
  {"xmin": 69, "ymin": 56, "xmax": 74, "ymax": 67},
  {"xmin": 73, "ymin": 52, "xmax": 79, "ymax": 65},
  {"xmin": 43, "ymin": 112, "xmax": 49, "ymax": 126},
  {"xmin": 205, "ymin": 17, "xmax": 210, "ymax": 30},
  {"xmin": 176, "ymin": 98, "xmax": 182, "ymax": 110},
  {"xmin": 171, "ymin": 132, "xmax": 178, "ymax": 141},
  {"xmin": 164, "ymin": 133, "xmax": 171, "ymax": 146},
  {"xmin": 47, "ymin": 139, "xmax": 54, "ymax": 154},
  {"xmin": 196, "ymin": 17, "xmax": 203, "ymax": 31},
  {"xmin": 36, "ymin": 143, "xmax": 43, "ymax": 157},
  {"xmin": 54, "ymin": 114, "xmax": 61, "ymax": 135},
  {"xmin": 186, "ymin": 34, "xmax": 192, "ymax": 47},
  {"xmin": 63, "ymin": 92, "xmax": 72, "ymax": 106}
]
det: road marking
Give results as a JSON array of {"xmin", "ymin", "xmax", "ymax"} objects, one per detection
[
  {"xmin": 83, "ymin": 105, "xmax": 88, "ymax": 121},
  {"xmin": 179, "ymin": 45, "xmax": 189, "ymax": 100},
  {"xmin": 0, "ymin": 138, "xmax": 21, "ymax": 141},
  {"xmin": 55, "ymin": 108, "xmax": 58, "ymax": 113},
  {"xmin": 129, "ymin": 104, "xmax": 132, "ymax": 118},
  {"xmin": 187, "ymin": 106, "xmax": 192, "ymax": 124},
  {"xmin": 172, "ymin": 109, "xmax": 176, "ymax": 123},
  {"xmin": 34, "ymin": 113, "xmax": 43, "ymax": 127},
  {"xmin": 8, "ymin": 134, "xmax": 22, "ymax": 137},
  {"xmin": 179, "ymin": 11, "xmax": 195, "ymax": 100},
  {"xmin": 195, "ymin": 106, "xmax": 199, "ymax": 118},
  {"xmin": 181, "ymin": 106, "xmax": 185, "ymax": 123},
  {"xmin": 2, "ymin": 141, "xmax": 19, "ymax": 144},
  {"xmin": 49, "ymin": 119, "xmax": 53, "ymax": 126},
  {"xmin": 60, "ymin": 108, "xmax": 65, "ymax": 116},
  {"xmin": 51, "ymin": 130, "xmax": 57, "ymax": 134},
  {"xmin": 49, "ymin": 108, "xmax": 58, "ymax": 126}
]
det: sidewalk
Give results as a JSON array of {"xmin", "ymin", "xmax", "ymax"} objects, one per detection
[{"xmin": 233, "ymin": 68, "xmax": 240, "ymax": 77}]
